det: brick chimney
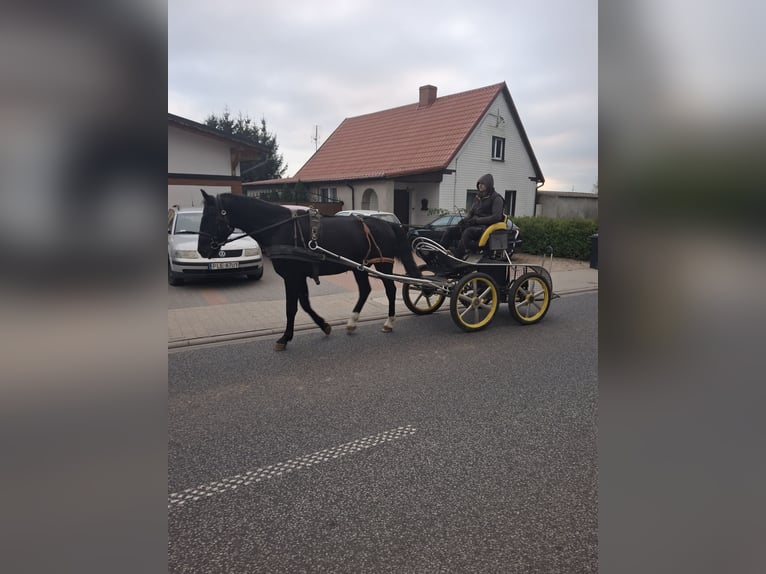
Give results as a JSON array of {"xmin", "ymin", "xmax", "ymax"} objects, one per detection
[{"xmin": 418, "ymin": 85, "xmax": 437, "ymax": 108}]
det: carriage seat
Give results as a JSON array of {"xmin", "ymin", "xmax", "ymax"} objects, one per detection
[{"xmin": 478, "ymin": 215, "xmax": 509, "ymax": 251}]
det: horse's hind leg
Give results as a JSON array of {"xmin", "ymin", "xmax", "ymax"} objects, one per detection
[
  {"xmin": 347, "ymin": 271, "xmax": 372, "ymax": 332},
  {"xmin": 379, "ymin": 268, "xmax": 397, "ymax": 333},
  {"xmin": 297, "ymin": 278, "xmax": 332, "ymax": 336}
]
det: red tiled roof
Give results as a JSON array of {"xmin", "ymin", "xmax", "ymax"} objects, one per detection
[{"xmin": 292, "ymin": 83, "xmax": 509, "ymax": 182}]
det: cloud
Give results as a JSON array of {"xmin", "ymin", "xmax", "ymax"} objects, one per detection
[{"xmin": 168, "ymin": 0, "xmax": 598, "ymax": 189}]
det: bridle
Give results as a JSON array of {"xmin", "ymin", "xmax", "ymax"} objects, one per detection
[{"xmin": 198, "ymin": 195, "xmax": 313, "ymax": 253}]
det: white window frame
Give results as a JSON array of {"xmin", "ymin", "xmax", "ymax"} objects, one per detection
[{"xmin": 491, "ymin": 136, "xmax": 505, "ymax": 161}]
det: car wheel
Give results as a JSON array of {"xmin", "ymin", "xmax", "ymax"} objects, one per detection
[
  {"xmin": 168, "ymin": 260, "xmax": 184, "ymax": 286},
  {"xmin": 246, "ymin": 266, "xmax": 264, "ymax": 281}
]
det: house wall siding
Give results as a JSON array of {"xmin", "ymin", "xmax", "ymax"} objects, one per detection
[
  {"xmin": 440, "ymin": 94, "xmax": 538, "ymax": 217},
  {"xmin": 169, "ymin": 126, "xmax": 235, "ymax": 176},
  {"xmin": 168, "ymin": 183, "xmax": 238, "ymax": 208},
  {"xmin": 168, "ymin": 125, "xmax": 241, "ymax": 208}
]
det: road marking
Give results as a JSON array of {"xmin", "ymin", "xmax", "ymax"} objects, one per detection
[{"xmin": 168, "ymin": 425, "xmax": 417, "ymax": 509}]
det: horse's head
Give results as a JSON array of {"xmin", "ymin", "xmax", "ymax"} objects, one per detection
[{"xmin": 197, "ymin": 190, "xmax": 234, "ymax": 258}]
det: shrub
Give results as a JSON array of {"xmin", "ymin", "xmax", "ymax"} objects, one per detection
[{"xmin": 512, "ymin": 217, "xmax": 598, "ymax": 260}]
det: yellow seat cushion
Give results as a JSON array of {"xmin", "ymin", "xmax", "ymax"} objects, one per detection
[{"xmin": 478, "ymin": 215, "xmax": 508, "ymax": 247}]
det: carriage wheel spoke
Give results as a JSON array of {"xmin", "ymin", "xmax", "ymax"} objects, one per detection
[
  {"xmin": 459, "ymin": 306, "xmax": 478, "ymax": 322},
  {"xmin": 516, "ymin": 299, "xmax": 540, "ymax": 317}
]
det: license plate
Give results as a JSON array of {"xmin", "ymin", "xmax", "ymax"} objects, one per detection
[{"xmin": 209, "ymin": 261, "xmax": 239, "ymax": 270}]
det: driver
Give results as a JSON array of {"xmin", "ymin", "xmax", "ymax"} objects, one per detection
[{"xmin": 453, "ymin": 173, "xmax": 504, "ymax": 259}]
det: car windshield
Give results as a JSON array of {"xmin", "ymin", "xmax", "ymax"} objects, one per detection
[
  {"xmin": 431, "ymin": 215, "xmax": 454, "ymax": 226},
  {"xmin": 174, "ymin": 212, "xmax": 201, "ymax": 233}
]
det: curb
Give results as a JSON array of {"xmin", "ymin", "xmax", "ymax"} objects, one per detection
[
  {"xmin": 168, "ymin": 287, "xmax": 597, "ymax": 350},
  {"xmin": 168, "ymin": 314, "xmax": 391, "ymax": 350}
]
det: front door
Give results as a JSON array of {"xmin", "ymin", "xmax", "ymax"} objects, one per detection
[{"xmin": 394, "ymin": 189, "xmax": 409, "ymax": 224}]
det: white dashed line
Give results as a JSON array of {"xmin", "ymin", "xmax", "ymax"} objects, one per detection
[{"xmin": 169, "ymin": 425, "xmax": 417, "ymax": 509}]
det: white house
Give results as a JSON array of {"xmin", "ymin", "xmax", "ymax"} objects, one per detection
[
  {"xmin": 168, "ymin": 113, "xmax": 268, "ymax": 208},
  {"xmin": 245, "ymin": 83, "xmax": 544, "ymax": 225}
]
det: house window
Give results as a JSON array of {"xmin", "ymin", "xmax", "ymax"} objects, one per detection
[
  {"xmin": 320, "ymin": 187, "xmax": 337, "ymax": 202},
  {"xmin": 491, "ymin": 136, "xmax": 505, "ymax": 161},
  {"xmin": 465, "ymin": 190, "xmax": 477, "ymax": 211}
]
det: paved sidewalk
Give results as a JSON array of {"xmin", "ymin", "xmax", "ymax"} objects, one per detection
[{"xmin": 168, "ymin": 254, "xmax": 598, "ymax": 349}]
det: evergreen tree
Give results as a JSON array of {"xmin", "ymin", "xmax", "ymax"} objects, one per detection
[{"xmin": 204, "ymin": 109, "xmax": 287, "ymax": 181}]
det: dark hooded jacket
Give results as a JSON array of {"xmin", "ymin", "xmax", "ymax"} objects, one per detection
[{"xmin": 466, "ymin": 173, "xmax": 504, "ymax": 226}]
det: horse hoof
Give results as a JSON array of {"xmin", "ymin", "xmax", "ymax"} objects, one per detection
[
  {"xmin": 274, "ymin": 342, "xmax": 286, "ymax": 351},
  {"xmin": 346, "ymin": 325, "xmax": 356, "ymax": 333},
  {"xmin": 323, "ymin": 324, "xmax": 332, "ymax": 335},
  {"xmin": 382, "ymin": 325, "xmax": 393, "ymax": 333}
]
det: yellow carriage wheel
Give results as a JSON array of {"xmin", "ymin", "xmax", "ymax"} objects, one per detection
[
  {"xmin": 449, "ymin": 272, "xmax": 499, "ymax": 332},
  {"xmin": 508, "ymin": 272, "xmax": 551, "ymax": 325},
  {"xmin": 403, "ymin": 264, "xmax": 446, "ymax": 315}
]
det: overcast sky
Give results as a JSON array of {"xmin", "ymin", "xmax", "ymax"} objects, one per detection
[{"xmin": 169, "ymin": 0, "xmax": 597, "ymax": 192}]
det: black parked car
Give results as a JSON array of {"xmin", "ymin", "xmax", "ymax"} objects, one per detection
[
  {"xmin": 407, "ymin": 213, "xmax": 522, "ymax": 254},
  {"xmin": 406, "ymin": 213, "xmax": 465, "ymax": 249}
]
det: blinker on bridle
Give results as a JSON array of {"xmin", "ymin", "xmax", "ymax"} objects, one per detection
[{"xmin": 205, "ymin": 195, "xmax": 234, "ymax": 252}]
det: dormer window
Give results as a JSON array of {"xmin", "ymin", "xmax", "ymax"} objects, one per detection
[{"xmin": 492, "ymin": 136, "xmax": 505, "ymax": 161}]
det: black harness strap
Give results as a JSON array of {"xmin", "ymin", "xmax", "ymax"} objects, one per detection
[{"xmin": 289, "ymin": 208, "xmax": 322, "ymax": 284}]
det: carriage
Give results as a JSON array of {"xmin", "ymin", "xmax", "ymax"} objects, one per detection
[
  {"xmin": 309, "ymin": 215, "xmax": 555, "ymax": 333},
  {"xmin": 198, "ymin": 192, "xmax": 555, "ymax": 350}
]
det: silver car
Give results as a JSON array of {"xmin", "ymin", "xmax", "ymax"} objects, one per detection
[
  {"xmin": 335, "ymin": 209, "xmax": 402, "ymax": 224},
  {"xmin": 167, "ymin": 206, "xmax": 264, "ymax": 285}
]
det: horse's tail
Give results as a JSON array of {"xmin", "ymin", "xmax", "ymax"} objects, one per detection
[{"xmin": 392, "ymin": 224, "xmax": 422, "ymax": 278}]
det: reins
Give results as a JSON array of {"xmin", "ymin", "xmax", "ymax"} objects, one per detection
[
  {"xmin": 202, "ymin": 198, "xmax": 393, "ymax": 267},
  {"xmin": 199, "ymin": 195, "xmax": 314, "ymax": 250}
]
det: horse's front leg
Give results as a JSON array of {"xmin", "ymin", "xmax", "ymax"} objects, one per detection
[
  {"xmin": 275, "ymin": 282, "xmax": 299, "ymax": 351},
  {"xmin": 347, "ymin": 271, "xmax": 372, "ymax": 332},
  {"xmin": 297, "ymin": 278, "xmax": 332, "ymax": 336}
]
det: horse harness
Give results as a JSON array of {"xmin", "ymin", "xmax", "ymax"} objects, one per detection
[
  {"xmin": 208, "ymin": 199, "xmax": 391, "ymax": 284},
  {"xmin": 356, "ymin": 218, "xmax": 395, "ymax": 265}
]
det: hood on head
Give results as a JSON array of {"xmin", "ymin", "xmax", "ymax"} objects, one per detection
[{"xmin": 477, "ymin": 173, "xmax": 494, "ymax": 189}]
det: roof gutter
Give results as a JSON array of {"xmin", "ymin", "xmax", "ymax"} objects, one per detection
[{"xmin": 345, "ymin": 182, "xmax": 355, "ymax": 209}]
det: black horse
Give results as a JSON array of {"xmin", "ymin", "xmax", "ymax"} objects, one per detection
[{"xmin": 197, "ymin": 191, "xmax": 420, "ymax": 351}]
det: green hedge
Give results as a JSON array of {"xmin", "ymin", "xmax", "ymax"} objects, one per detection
[{"xmin": 512, "ymin": 217, "xmax": 598, "ymax": 260}]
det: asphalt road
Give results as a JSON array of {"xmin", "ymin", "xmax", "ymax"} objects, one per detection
[{"xmin": 169, "ymin": 292, "xmax": 598, "ymax": 573}]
